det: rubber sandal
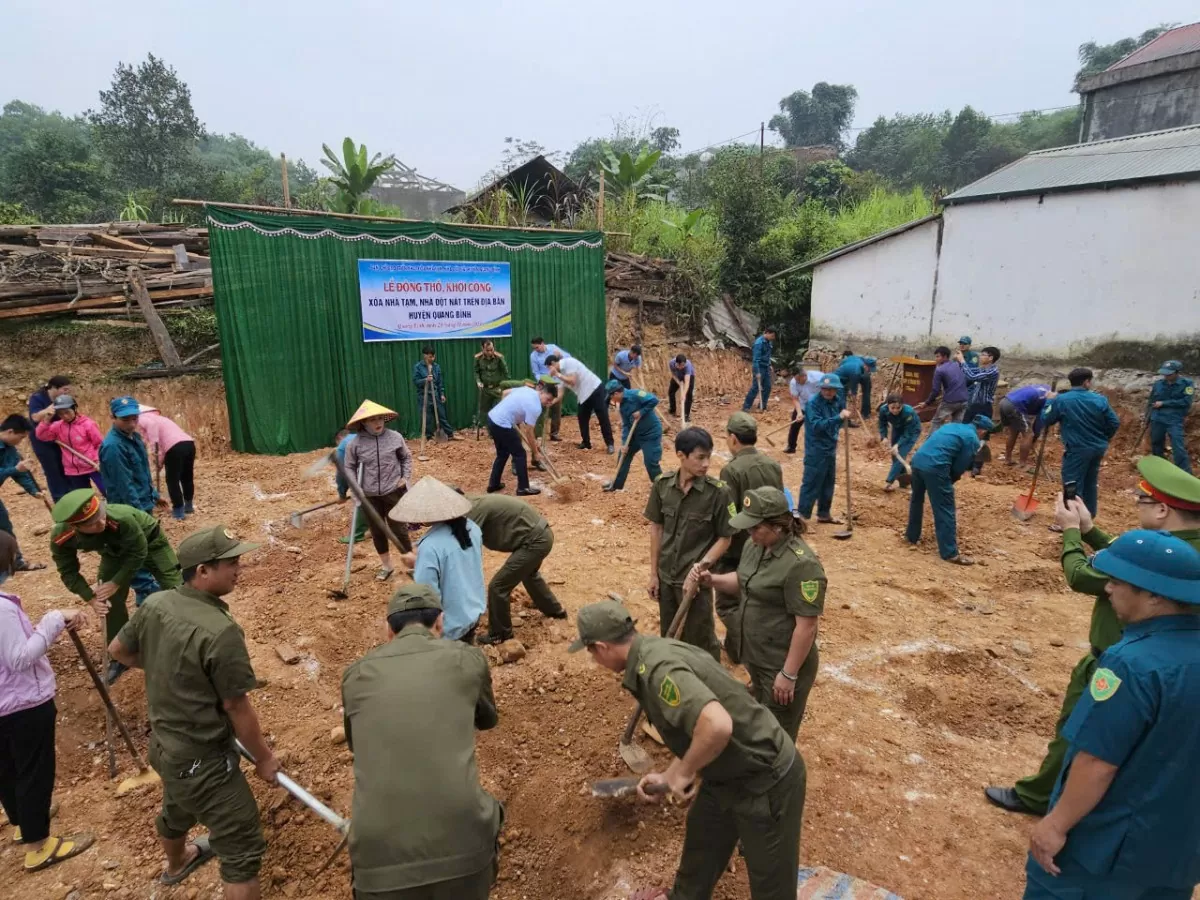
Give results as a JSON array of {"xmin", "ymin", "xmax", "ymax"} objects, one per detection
[
  {"xmin": 817, "ymin": 516, "xmax": 845, "ymax": 525},
  {"xmin": 159, "ymin": 836, "xmax": 214, "ymax": 885},
  {"xmin": 376, "ymin": 567, "xmax": 395, "ymax": 582},
  {"xmin": 24, "ymin": 832, "xmax": 96, "ymax": 871},
  {"xmin": 947, "ymin": 555, "xmax": 976, "ymax": 566},
  {"xmin": 883, "ymin": 483, "xmax": 897, "ymax": 493},
  {"xmin": 11, "ymin": 801, "xmax": 58, "ymax": 842},
  {"xmin": 14, "ymin": 561, "xmax": 46, "ymax": 572}
]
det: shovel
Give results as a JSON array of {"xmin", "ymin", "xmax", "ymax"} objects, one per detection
[
  {"xmin": 67, "ymin": 629, "xmax": 162, "ymax": 796},
  {"xmin": 606, "ymin": 427, "xmax": 637, "ymax": 488},
  {"xmin": 56, "ymin": 440, "xmax": 101, "ymax": 473},
  {"xmin": 758, "ymin": 420, "xmax": 793, "ymax": 449},
  {"xmin": 329, "ymin": 463, "xmax": 365, "ymax": 600},
  {"xmin": 474, "ymin": 387, "xmax": 484, "ymax": 441},
  {"xmin": 832, "ymin": 422, "xmax": 855, "ymax": 540},
  {"xmin": 590, "ymin": 777, "xmax": 672, "ymax": 799},
  {"xmin": 289, "ymin": 498, "xmax": 342, "ymax": 529},
  {"xmin": 327, "ymin": 452, "xmax": 409, "ymax": 554},
  {"xmin": 431, "ymin": 386, "xmax": 448, "ymax": 444},
  {"xmin": 1013, "ymin": 379, "xmax": 1060, "ymax": 521},
  {"xmin": 891, "ymin": 445, "xmax": 912, "ymax": 489},
  {"xmin": 418, "ymin": 379, "xmax": 431, "ymax": 461}
]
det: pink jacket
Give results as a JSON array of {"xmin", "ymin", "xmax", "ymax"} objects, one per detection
[
  {"xmin": 35, "ymin": 414, "xmax": 104, "ymax": 476},
  {"xmin": 0, "ymin": 593, "xmax": 63, "ymax": 718},
  {"xmin": 137, "ymin": 410, "xmax": 194, "ymax": 459}
]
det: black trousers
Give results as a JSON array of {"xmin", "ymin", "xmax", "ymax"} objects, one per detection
[
  {"xmin": 786, "ymin": 408, "xmax": 805, "ymax": 451},
  {"xmin": 163, "ymin": 440, "xmax": 196, "ymax": 508},
  {"xmin": 668, "ymin": 378, "xmax": 695, "ymax": 419},
  {"xmin": 0, "ymin": 699, "xmax": 56, "ymax": 845},
  {"xmin": 577, "ymin": 387, "xmax": 614, "ymax": 449},
  {"xmin": 488, "ymin": 422, "xmax": 529, "ymax": 490}
]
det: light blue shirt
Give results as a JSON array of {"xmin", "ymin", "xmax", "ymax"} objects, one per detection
[
  {"xmin": 530, "ymin": 344, "xmax": 569, "ymax": 380},
  {"xmin": 488, "ymin": 386, "xmax": 542, "ymax": 429},
  {"xmin": 413, "ymin": 519, "xmax": 486, "ymax": 641},
  {"xmin": 611, "ymin": 349, "xmax": 642, "ymax": 379}
]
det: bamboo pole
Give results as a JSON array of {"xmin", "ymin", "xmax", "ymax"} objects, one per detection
[
  {"xmin": 597, "ymin": 170, "xmax": 605, "ymax": 231},
  {"xmin": 280, "ymin": 153, "xmax": 291, "ymax": 208}
]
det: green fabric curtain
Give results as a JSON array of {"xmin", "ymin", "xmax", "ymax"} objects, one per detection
[{"xmin": 207, "ymin": 207, "xmax": 607, "ymax": 454}]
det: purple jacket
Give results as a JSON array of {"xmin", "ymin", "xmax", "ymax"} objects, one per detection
[
  {"xmin": 926, "ymin": 361, "xmax": 969, "ymax": 406},
  {"xmin": 0, "ymin": 592, "xmax": 64, "ymax": 717}
]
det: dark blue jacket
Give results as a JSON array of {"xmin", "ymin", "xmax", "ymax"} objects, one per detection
[
  {"xmin": 751, "ymin": 335, "xmax": 772, "ymax": 369},
  {"xmin": 99, "ymin": 427, "xmax": 155, "ymax": 512},
  {"xmin": 412, "ymin": 360, "xmax": 445, "ymax": 396},
  {"xmin": 835, "ymin": 356, "xmax": 867, "ymax": 382},
  {"xmin": 877, "ymin": 403, "xmax": 921, "ymax": 445},
  {"xmin": 0, "ymin": 443, "xmax": 41, "ymax": 496},
  {"xmin": 911, "ymin": 423, "xmax": 980, "ymax": 480},
  {"xmin": 617, "ymin": 389, "xmax": 662, "ymax": 443},
  {"xmin": 1041, "ymin": 387, "xmax": 1120, "ymax": 454},
  {"xmin": 1149, "ymin": 377, "xmax": 1194, "ymax": 425},
  {"xmin": 803, "ymin": 393, "xmax": 844, "ymax": 458}
]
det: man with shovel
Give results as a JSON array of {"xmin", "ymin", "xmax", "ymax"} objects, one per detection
[
  {"xmin": 109, "ymin": 525, "xmax": 276, "ymax": 897},
  {"xmin": 796, "ymin": 374, "xmax": 851, "ymax": 524},
  {"xmin": 1040, "ymin": 368, "xmax": 1120, "ymax": 517},
  {"xmin": 473, "ymin": 339, "xmax": 508, "ymax": 429},
  {"xmin": 413, "ymin": 347, "xmax": 456, "ymax": 442},
  {"xmin": 904, "ymin": 416, "xmax": 992, "ymax": 566},
  {"xmin": 1149, "ymin": 360, "xmax": 1193, "ymax": 474},
  {"xmin": 877, "ymin": 393, "xmax": 921, "ymax": 492},
  {"xmin": 570, "ymin": 600, "xmax": 805, "ymax": 900},
  {"xmin": 603, "ymin": 380, "xmax": 663, "ymax": 493}
]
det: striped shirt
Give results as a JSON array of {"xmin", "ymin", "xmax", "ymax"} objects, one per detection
[{"xmin": 963, "ymin": 363, "xmax": 1000, "ymax": 407}]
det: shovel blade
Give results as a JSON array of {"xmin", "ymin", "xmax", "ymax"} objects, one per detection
[
  {"xmin": 592, "ymin": 777, "xmax": 641, "ymax": 799},
  {"xmin": 897, "ymin": 473, "xmax": 911, "ymax": 489},
  {"xmin": 1012, "ymin": 495, "xmax": 1039, "ymax": 521},
  {"xmin": 831, "ymin": 529, "xmax": 854, "ymax": 540},
  {"xmin": 619, "ymin": 740, "xmax": 654, "ymax": 775},
  {"xmin": 116, "ymin": 768, "xmax": 162, "ymax": 796}
]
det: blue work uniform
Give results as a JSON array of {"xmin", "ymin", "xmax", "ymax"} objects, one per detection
[
  {"xmin": 611, "ymin": 390, "xmax": 663, "ymax": 490},
  {"xmin": 97, "ymin": 427, "xmax": 160, "ymax": 604},
  {"xmin": 905, "ymin": 423, "xmax": 979, "ymax": 560},
  {"xmin": 878, "ymin": 403, "xmax": 921, "ymax": 484},
  {"xmin": 413, "ymin": 360, "xmax": 454, "ymax": 438},
  {"xmin": 28, "ymin": 388, "xmax": 70, "ymax": 501},
  {"xmin": 834, "ymin": 356, "xmax": 868, "ymax": 415},
  {"xmin": 1041, "ymin": 388, "xmax": 1120, "ymax": 517},
  {"xmin": 1023, "ymin": 615, "xmax": 1200, "ymax": 900},
  {"xmin": 0, "ymin": 442, "xmax": 43, "ymax": 568},
  {"xmin": 1149, "ymin": 376, "xmax": 1194, "ymax": 474},
  {"xmin": 797, "ymin": 393, "xmax": 843, "ymax": 519},
  {"xmin": 742, "ymin": 335, "xmax": 773, "ymax": 411},
  {"xmin": 610, "ymin": 349, "xmax": 642, "ymax": 389}
]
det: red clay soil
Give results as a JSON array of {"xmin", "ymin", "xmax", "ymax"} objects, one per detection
[{"xmin": 0, "ymin": 386, "xmax": 1168, "ymax": 900}]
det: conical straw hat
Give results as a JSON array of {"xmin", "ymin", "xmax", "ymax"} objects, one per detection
[
  {"xmin": 389, "ymin": 476, "xmax": 472, "ymax": 524},
  {"xmin": 346, "ymin": 399, "xmax": 397, "ymax": 429}
]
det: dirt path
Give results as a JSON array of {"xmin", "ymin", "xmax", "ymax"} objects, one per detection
[{"xmin": 1, "ymin": 392, "xmax": 1149, "ymax": 900}]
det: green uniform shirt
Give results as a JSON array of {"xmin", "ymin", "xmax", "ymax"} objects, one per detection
[
  {"xmin": 466, "ymin": 494, "xmax": 549, "ymax": 553},
  {"xmin": 341, "ymin": 625, "xmax": 501, "ymax": 893},
  {"xmin": 645, "ymin": 471, "xmax": 736, "ymax": 585},
  {"xmin": 1062, "ymin": 525, "xmax": 1200, "ymax": 651},
  {"xmin": 474, "ymin": 353, "xmax": 509, "ymax": 396},
  {"xmin": 621, "ymin": 634, "xmax": 794, "ymax": 792},
  {"xmin": 719, "ymin": 448, "xmax": 784, "ymax": 565},
  {"xmin": 51, "ymin": 504, "xmax": 171, "ymax": 601},
  {"xmin": 736, "ymin": 535, "xmax": 825, "ymax": 669},
  {"xmin": 116, "ymin": 585, "xmax": 258, "ymax": 758}
]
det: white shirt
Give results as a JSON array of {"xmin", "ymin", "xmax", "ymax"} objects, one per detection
[
  {"xmin": 790, "ymin": 370, "xmax": 823, "ymax": 406},
  {"xmin": 488, "ymin": 387, "xmax": 542, "ymax": 429},
  {"xmin": 556, "ymin": 358, "xmax": 602, "ymax": 401}
]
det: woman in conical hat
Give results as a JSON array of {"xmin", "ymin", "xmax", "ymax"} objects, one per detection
[
  {"xmin": 391, "ymin": 477, "xmax": 485, "ymax": 643},
  {"xmin": 344, "ymin": 400, "xmax": 413, "ymax": 580}
]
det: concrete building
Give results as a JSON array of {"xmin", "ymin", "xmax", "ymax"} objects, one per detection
[
  {"xmin": 800, "ymin": 124, "xmax": 1200, "ymax": 365},
  {"xmin": 1078, "ymin": 22, "xmax": 1200, "ymax": 142}
]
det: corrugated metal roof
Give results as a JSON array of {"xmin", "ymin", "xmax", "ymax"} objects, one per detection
[
  {"xmin": 941, "ymin": 124, "xmax": 1200, "ymax": 204},
  {"xmin": 1107, "ymin": 22, "xmax": 1200, "ymax": 70}
]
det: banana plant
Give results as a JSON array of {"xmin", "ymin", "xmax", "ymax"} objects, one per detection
[
  {"xmin": 663, "ymin": 208, "xmax": 706, "ymax": 239},
  {"xmin": 600, "ymin": 148, "xmax": 667, "ymax": 205},
  {"xmin": 320, "ymin": 138, "xmax": 397, "ymax": 214}
]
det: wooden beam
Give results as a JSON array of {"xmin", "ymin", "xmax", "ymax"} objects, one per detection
[
  {"xmin": 90, "ymin": 232, "xmax": 161, "ymax": 253},
  {"xmin": 128, "ymin": 267, "xmax": 183, "ymax": 368},
  {"xmin": 281, "ymin": 153, "xmax": 291, "ymax": 208}
]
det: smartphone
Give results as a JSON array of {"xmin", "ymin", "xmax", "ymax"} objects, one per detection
[{"xmin": 1063, "ymin": 481, "xmax": 1078, "ymax": 503}]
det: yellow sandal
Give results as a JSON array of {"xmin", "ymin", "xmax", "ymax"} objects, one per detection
[
  {"xmin": 24, "ymin": 832, "xmax": 96, "ymax": 872},
  {"xmin": 11, "ymin": 801, "xmax": 59, "ymax": 843}
]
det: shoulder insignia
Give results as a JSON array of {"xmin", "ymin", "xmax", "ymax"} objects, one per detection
[
  {"xmin": 655, "ymin": 471, "xmax": 674, "ymax": 482},
  {"xmin": 659, "ymin": 675, "xmax": 681, "ymax": 707},
  {"xmin": 637, "ymin": 663, "xmax": 646, "ymax": 675},
  {"xmin": 1187, "ymin": 386, "xmax": 1194, "ymax": 395},
  {"xmin": 792, "ymin": 545, "xmax": 805, "ymax": 557},
  {"xmin": 635, "ymin": 390, "xmax": 646, "ymax": 397},
  {"xmin": 728, "ymin": 502, "xmax": 737, "ymax": 517},
  {"xmin": 710, "ymin": 478, "xmax": 726, "ymax": 488},
  {"xmin": 106, "ymin": 520, "xmax": 119, "ymax": 531},
  {"xmin": 1089, "ymin": 667, "xmax": 1121, "ymax": 702},
  {"xmin": 800, "ymin": 580, "xmax": 821, "ymax": 603},
  {"xmin": 53, "ymin": 529, "xmax": 76, "ymax": 546},
  {"xmin": 474, "ymin": 351, "xmax": 483, "ymax": 358},
  {"xmin": 1043, "ymin": 404, "xmax": 1052, "ymax": 414}
]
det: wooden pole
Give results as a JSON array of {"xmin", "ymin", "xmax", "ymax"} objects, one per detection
[
  {"xmin": 759, "ymin": 122, "xmax": 765, "ymax": 173},
  {"xmin": 280, "ymin": 153, "xmax": 291, "ymax": 208},
  {"xmin": 597, "ymin": 170, "xmax": 605, "ymax": 231},
  {"xmin": 127, "ymin": 267, "xmax": 182, "ymax": 368}
]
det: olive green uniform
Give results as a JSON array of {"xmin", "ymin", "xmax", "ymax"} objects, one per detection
[
  {"xmin": 716, "ymin": 447, "xmax": 783, "ymax": 662},
  {"xmin": 474, "ymin": 352, "xmax": 509, "ymax": 421},
  {"xmin": 342, "ymin": 625, "xmax": 502, "ymax": 899},
  {"xmin": 1013, "ymin": 523, "xmax": 1200, "ymax": 812},
  {"xmin": 467, "ymin": 494, "xmax": 564, "ymax": 639},
  {"xmin": 623, "ymin": 634, "xmax": 805, "ymax": 899},
  {"xmin": 51, "ymin": 504, "xmax": 182, "ymax": 641},
  {"xmin": 116, "ymin": 586, "xmax": 265, "ymax": 884},
  {"xmin": 645, "ymin": 471, "xmax": 736, "ymax": 661}
]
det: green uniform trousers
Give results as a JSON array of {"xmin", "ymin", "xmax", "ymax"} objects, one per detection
[
  {"xmin": 485, "ymin": 526, "xmax": 564, "ymax": 637},
  {"xmin": 672, "ymin": 756, "xmax": 806, "ymax": 900},
  {"xmin": 658, "ymin": 582, "xmax": 721, "ymax": 662},
  {"xmin": 711, "ymin": 561, "xmax": 740, "ymax": 664},
  {"xmin": 100, "ymin": 543, "xmax": 183, "ymax": 643},
  {"xmin": 1014, "ymin": 652, "xmax": 1097, "ymax": 813},
  {"xmin": 354, "ymin": 859, "xmax": 496, "ymax": 900},
  {"xmin": 746, "ymin": 645, "xmax": 819, "ymax": 744},
  {"xmin": 149, "ymin": 742, "xmax": 265, "ymax": 885}
]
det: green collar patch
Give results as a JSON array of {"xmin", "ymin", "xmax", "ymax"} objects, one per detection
[
  {"xmin": 659, "ymin": 675, "xmax": 681, "ymax": 707},
  {"xmin": 1089, "ymin": 667, "xmax": 1121, "ymax": 702}
]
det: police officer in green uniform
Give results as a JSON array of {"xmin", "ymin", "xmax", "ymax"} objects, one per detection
[
  {"xmin": 645, "ymin": 427, "xmax": 735, "ymax": 662},
  {"xmin": 473, "ymin": 340, "xmax": 509, "ymax": 425},
  {"xmin": 342, "ymin": 584, "xmax": 502, "ymax": 900},
  {"xmin": 466, "ymin": 492, "xmax": 567, "ymax": 645},
  {"xmin": 714, "ymin": 413, "xmax": 783, "ymax": 663},
  {"xmin": 702, "ymin": 487, "xmax": 824, "ymax": 742},
  {"xmin": 571, "ymin": 600, "xmax": 805, "ymax": 900},
  {"xmin": 986, "ymin": 455, "xmax": 1200, "ymax": 814},
  {"xmin": 50, "ymin": 488, "xmax": 182, "ymax": 682},
  {"xmin": 109, "ymin": 526, "xmax": 276, "ymax": 898}
]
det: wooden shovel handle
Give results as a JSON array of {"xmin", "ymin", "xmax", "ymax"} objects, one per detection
[
  {"xmin": 621, "ymin": 579, "xmax": 700, "ymax": 742},
  {"xmin": 67, "ymin": 629, "xmax": 147, "ymax": 767}
]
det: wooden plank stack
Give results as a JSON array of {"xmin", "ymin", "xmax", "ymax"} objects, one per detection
[{"xmin": 0, "ymin": 222, "xmax": 212, "ymax": 321}]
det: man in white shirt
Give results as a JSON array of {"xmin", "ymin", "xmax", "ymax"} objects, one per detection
[
  {"xmin": 785, "ymin": 369, "xmax": 823, "ymax": 454},
  {"xmin": 486, "ymin": 384, "xmax": 557, "ymax": 496},
  {"xmin": 529, "ymin": 337, "xmax": 568, "ymax": 441},
  {"xmin": 547, "ymin": 355, "xmax": 615, "ymax": 454}
]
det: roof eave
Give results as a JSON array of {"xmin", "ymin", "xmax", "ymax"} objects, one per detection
[{"xmin": 941, "ymin": 170, "xmax": 1200, "ymax": 205}]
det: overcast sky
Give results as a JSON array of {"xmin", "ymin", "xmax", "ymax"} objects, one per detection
[{"xmin": 6, "ymin": 1, "xmax": 1196, "ymax": 189}]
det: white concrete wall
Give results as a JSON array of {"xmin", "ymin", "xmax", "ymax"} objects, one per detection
[
  {"xmin": 933, "ymin": 181, "xmax": 1200, "ymax": 357},
  {"xmin": 809, "ymin": 218, "xmax": 940, "ymax": 344}
]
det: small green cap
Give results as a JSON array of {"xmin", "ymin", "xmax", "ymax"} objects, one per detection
[
  {"xmin": 726, "ymin": 411, "xmax": 758, "ymax": 439},
  {"xmin": 568, "ymin": 600, "xmax": 635, "ymax": 652},
  {"xmin": 387, "ymin": 583, "xmax": 443, "ymax": 616},
  {"xmin": 177, "ymin": 526, "xmax": 261, "ymax": 569},
  {"xmin": 729, "ymin": 486, "xmax": 791, "ymax": 529}
]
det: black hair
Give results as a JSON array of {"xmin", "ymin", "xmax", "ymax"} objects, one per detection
[
  {"xmin": 388, "ymin": 607, "xmax": 442, "ymax": 634},
  {"xmin": 182, "ymin": 565, "xmax": 200, "ymax": 583},
  {"xmin": 886, "ymin": 392, "xmax": 903, "ymax": 405},
  {"xmin": 764, "ymin": 326, "xmax": 777, "ymax": 335},
  {"xmin": 47, "ymin": 375, "xmax": 72, "ymax": 389},
  {"xmin": 674, "ymin": 426, "xmax": 713, "ymax": 456},
  {"xmin": 335, "ymin": 428, "xmax": 349, "ymax": 443},
  {"xmin": 421, "ymin": 346, "xmax": 435, "ymax": 356},
  {"xmin": 630, "ymin": 344, "xmax": 642, "ymax": 355},
  {"xmin": 1068, "ymin": 367, "xmax": 1093, "ymax": 387},
  {"xmin": 982, "ymin": 346, "xmax": 1001, "ymax": 362},
  {"xmin": 480, "ymin": 339, "xmax": 494, "ymax": 347},
  {"xmin": 0, "ymin": 414, "xmax": 30, "ymax": 433},
  {"xmin": 447, "ymin": 516, "xmax": 474, "ymax": 551},
  {"xmin": 934, "ymin": 346, "xmax": 951, "ymax": 359},
  {"xmin": 0, "ymin": 531, "xmax": 17, "ymax": 577},
  {"xmin": 531, "ymin": 336, "xmax": 545, "ymax": 345},
  {"xmin": 732, "ymin": 429, "xmax": 758, "ymax": 446},
  {"xmin": 537, "ymin": 382, "xmax": 558, "ymax": 399},
  {"xmin": 544, "ymin": 354, "xmax": 561, "ymax": 367},
  {"xmin": 674, "ymin": 353, "xmax": 687, "ymax": 364},
  {"xmin": 842, "ymin": 349, "xmax": 853, "ymax": 357}
]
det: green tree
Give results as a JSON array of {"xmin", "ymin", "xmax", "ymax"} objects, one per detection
[
  {"xmin": 768, "ymin": 83, "xmax": 858, "ymax": 150},
  {"xmin": 1076, "ymin": 25, "xmax": 1176, "ymax": 82},
  {"xmin": 600, "ymin": 148, "xmax": 667, "ymax": 205},
  {"xmin": 320, "ymin": 138, "xmax": 396, "ymax": 213},
  {"xmin": 88, "ymin": 54, "xmax": 204, "ymax": 202},
  {"xmin": 1, "ymin": 127, "xmax": 113, "ymax": 221},
  {"xmin": 847, "ymin": 112, "xmax": 952, "ymax": 190},
  {"xmin": 800, "ymin": 159, "xmax": 855, "ymax": 209}
]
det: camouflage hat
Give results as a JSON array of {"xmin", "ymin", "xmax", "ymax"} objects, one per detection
[
  {"xmin": 729, "ymin": 486, "xmax": 791, "ymax": 529},
  {"xmin": 177, "ymin": 526, "xmax": 261, "ymax": 569},
  {"xmin": 387, "ymin": 582, "xmax": 443, "ymax": 616},
  {"xmin": 726, "ymin": 411, "xmax": 758, "ymax": 439},
  {"xmin": 568, "ymin": 600, "xmax": 636, "ymax": 652}
]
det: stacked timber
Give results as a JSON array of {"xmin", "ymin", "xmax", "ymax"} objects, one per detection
[{"xmin": 604, "ymin": 251, "xmax": 675, "ymax": 307}]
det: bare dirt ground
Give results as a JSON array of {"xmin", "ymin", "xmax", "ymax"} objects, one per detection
[{"xmin": 0, "ymin": 378, "xmax": 1162, "ymax": 900}]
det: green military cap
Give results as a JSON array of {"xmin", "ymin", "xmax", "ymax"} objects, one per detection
[
  {"xmin": 729, "ymin": 485, "xmax": 791, "ymax": 529},
  {"xmin": 726, "ymin": 411, "xmax": 758, "ymax": 439},
  {"xmin": 567, "ymin": 600, "xmax": 636, "ymax": 652},
  {"xmin": 177, "ymin": 525, "xmax": 262, "ymax": 569},
  {"xmin": 386, "ymin": 582, "xmax": 443, "ymax": 616},
  {"xmin": 52, "ymin": 488, "xmax": 104, "ymax": 524},
  {"xmin": 1137, "ymin": 455, "xmax": 1200, "ymax": 511}
]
